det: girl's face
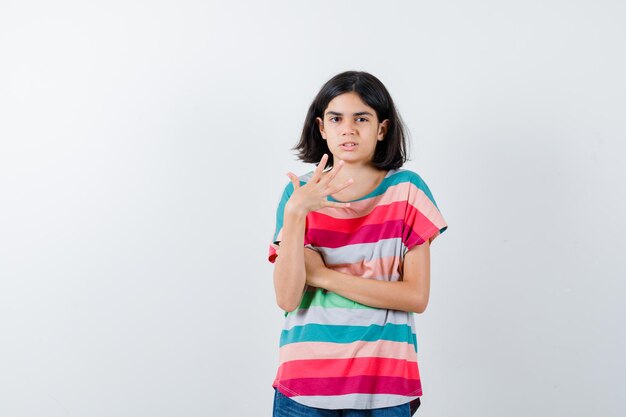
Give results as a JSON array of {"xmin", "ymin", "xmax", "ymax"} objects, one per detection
[{"xmin": 316, "ymin": 92, "xmax": 389, "ymax": 167}]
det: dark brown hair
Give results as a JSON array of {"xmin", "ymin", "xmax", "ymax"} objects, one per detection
[{"xmin": 293, "ymin": 71, "xmax": 409, "ymax": 170}]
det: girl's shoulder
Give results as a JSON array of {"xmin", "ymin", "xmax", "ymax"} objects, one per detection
[
  {"xmin": 385, "ymin": 168, "xmax": 428, "ymax": 186},
  {"xmin": 387, "ymin": 168, "xmax": 441, "ymax": 207}
]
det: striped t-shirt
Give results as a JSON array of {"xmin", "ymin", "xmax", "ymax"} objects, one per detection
[{"xmin": 268, "ymin": 168, "xmax": 448, "ymax": 410}]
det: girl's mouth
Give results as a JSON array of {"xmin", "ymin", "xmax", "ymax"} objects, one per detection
[{"xmin": 339, "ymin": 142, "xmax": 357, "ymax": 151}]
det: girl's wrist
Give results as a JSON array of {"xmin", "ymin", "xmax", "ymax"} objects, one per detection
[
  {"xmin": 284, "ymin": 201, "xmax": 308, "ymax": 219},
  {"xmin": 313, "ymin": 263, "xmax": 334, "ymax": 289},
  {"xmin": 307, "ymin": 271, "xmax": 325, "ymax": 288}
]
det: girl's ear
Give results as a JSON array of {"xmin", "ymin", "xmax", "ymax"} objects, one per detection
[
  {"xmin": 378, "ymin": 119, "xmax": 390, "ymax": 140},
  {"xmin": 316, "ymin": 117, "xmax": 327, "ymax": 140}
]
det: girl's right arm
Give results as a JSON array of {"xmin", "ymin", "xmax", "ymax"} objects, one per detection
[
  {"xmin": 272, "ymin": 155, "xmax": 353, "ymax": 312},
  {"xmin": 273, "ymin": 208, "xmax": 308, "ymax": 312}
]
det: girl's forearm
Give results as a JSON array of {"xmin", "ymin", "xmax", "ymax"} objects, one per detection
[
  {"xmin": 308, "ymin": 268, "xmax": 428, "ymax": 314},
  {"xmin": 273, "ymin": 210, "xmax": 308, "ymax": 312}
]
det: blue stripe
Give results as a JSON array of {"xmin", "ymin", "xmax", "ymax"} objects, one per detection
[
  {"xmin": 273, "ymin": 179, "xmax": 310, "ymax": 242},
  {"xmin": 280, "ymin": 323, "xmax": 417, "ymax": 347},
  {"xmin": 326, "ymin": 169, "xmax": 439, "ymax": 208}
]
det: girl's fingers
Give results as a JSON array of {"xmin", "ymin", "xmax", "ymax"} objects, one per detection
[
  {"xmin": 286, "ymin": 172, "xmax": 300, "ymax": 189},
  {"xmin": 311, "ymin": 154, "xmax": 329, "ymax": 182},
  {"xmin": 321, "ymin": 159, "xmax": 343, "ymax": 185},
  {"xmin": 328, "ymin": 178, "xmax": 354, "ymax": 195},
  {"xmin": 325, "ymin": 201, "xmax": 351, "ymax": 209}
]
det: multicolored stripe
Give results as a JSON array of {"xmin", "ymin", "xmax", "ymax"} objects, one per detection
[{"xmin": 268, "ymin": 169, "xmax": 447, "ymax": 410}]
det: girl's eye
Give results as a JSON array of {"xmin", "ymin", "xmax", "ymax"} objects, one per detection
[
  {"xmin": 356, "ymin": 117, "xmax": 368, "ymax": 122},
  {"xmin": 329, "ymin": 117, "xmax": 340, "ymax": 122}
]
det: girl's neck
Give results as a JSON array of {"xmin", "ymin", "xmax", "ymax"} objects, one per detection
[
  {"xmin": 334, "ymin": 161, "xmax": 384, "ymax": 180},
  {"xmin": 328, "ymin": 162, "xmax": 389, "ymax": 202}
]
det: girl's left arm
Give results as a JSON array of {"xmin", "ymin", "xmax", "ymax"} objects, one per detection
[{"xmin": 304, "ymin": 244, "xmax": 431, "ymax": 314}]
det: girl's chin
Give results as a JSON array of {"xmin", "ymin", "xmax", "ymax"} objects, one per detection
[
  {"xmin": 330, "ymin": 157, "xmax": 372, "ymax": 166},
  {"xmin": 331, "ymin": 150, "xmax": 363, "ymax": 159}
]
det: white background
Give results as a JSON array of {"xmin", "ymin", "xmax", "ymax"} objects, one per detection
[{"xmin": 1, "ymin": 1, "xmax": 625, "ymax": 416}]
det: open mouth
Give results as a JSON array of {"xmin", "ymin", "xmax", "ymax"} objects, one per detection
[{"xmin": 339, "ymin": 142, "xmax": 357, "ymax": 150}]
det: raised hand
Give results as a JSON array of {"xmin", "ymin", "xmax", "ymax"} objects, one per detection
[{"xmin": 285, "ymin": 154, "xmax": 354, "ymax": 216}]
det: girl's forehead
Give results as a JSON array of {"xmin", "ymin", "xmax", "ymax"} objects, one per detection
[{"xmin": 325, "ymin": 92, "xmax": 373, "ymax": 112}]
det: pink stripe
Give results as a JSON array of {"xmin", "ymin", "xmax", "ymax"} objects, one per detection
[
  {"xmin": 278, "ymin": 340, "xmax": 417, "ymax": 362},
  {"xmin": 407, "ymin": 186, "xmax": 447, "ymax": 230},
  {"xmin": 316, "ymin": 182, "xmax": 414, "ymax": 219},
  {"xmin": 404, "ymin": 203, "xmax": 445, "ymax": 247},
  {"xmin": 307, "ymin": 201, "xmax": 406, "ymax": 233},
  {"xmin": 272, "ymin": 182, "xmax": 445, "ymax": 249},
  {"xmin": 272, "ymin": 230, "xmax": 314, "ymax": 249},
  {"xmin": 305, "ymin": 182, "xmax": 446, "ymax": 249},
  {"xmin": 329, "ymin": 256, "xmax": 402, "ymax": 280},
  {"xmin": 277, "ymin": 375, "xmax": 422, "ymax": 397},
  {"xmin": 307, "ymin": 219, "xmax": 404, "ymax": 248},
  {"xmin": 268, "ymin": 244, "xmax": 278, "ymax": 263},
  {"xmin": 276, "ymin": 357, "xmax": 419, "ymax": 380},
  {"xmin": 317, "ymin": 182, "xmax": 445, "ymax": 229}
]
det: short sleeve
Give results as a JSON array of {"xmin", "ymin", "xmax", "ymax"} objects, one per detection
[
  {"xmin": 403, "ymin": 172, "xmax": 448, "ymax": 253},
  {"xmin": 268, "ymin": 182, "xmax": 295, "ymax": 263}
]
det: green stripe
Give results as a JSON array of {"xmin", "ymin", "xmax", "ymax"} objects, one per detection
[
  {"xmin": 280, "ymin": 323, "xmax": 417, "ymax": 347},
  {"xmin": 294, "ymin": 289, "xmax": 376, "ymax": 311}
]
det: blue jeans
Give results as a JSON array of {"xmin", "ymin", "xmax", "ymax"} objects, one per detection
[{"xmin": 272, "ymin": 389, "xmax": 417, "ymax": 417}]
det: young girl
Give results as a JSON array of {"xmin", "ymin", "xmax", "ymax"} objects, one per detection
[{"xmin": 268, "ymin": 71, "xmax": 448, "ymax": 416}]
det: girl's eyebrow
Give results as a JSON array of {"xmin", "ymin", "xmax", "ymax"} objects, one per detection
[{"xmin": 325, "ymin": 111, "xmax": 374, "ymax": 117}]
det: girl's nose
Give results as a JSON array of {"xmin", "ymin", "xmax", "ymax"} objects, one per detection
[{"xmin": 341, "ymin": 121, "xmax": 356, "ymax": 135}]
